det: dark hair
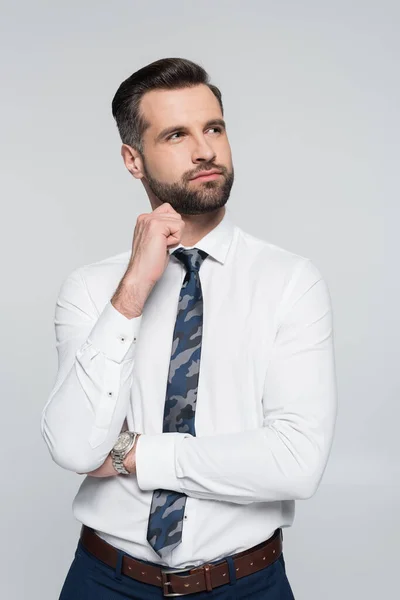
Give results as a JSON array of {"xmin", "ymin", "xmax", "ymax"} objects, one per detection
[{"xmin": 111, "ymin": 57, "xmax": 224, "ymax": 154}]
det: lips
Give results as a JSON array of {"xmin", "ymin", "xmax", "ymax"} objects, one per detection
[{"xmin": 191, "ymin": 169, "xmax": 222, "ymax": 180}]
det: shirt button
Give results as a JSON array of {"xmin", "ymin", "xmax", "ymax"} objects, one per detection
[
  {"xmin": 119, "ymin": 336, "xmax": 126, "ymax": 343},
  {"xmin": 133, "ymin": 337, "xmax": 137, "ymax": 343}
]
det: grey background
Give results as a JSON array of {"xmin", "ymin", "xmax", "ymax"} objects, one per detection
[{"xmin": 0, "ymin": 0, "xmax": 396, "ymax": 598}]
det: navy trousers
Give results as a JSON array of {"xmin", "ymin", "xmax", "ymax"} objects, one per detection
[{"xmin": 59, "ymin": 537, "xmax": 296, "ymax": 599}]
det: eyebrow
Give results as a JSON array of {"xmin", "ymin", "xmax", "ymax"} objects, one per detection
[{"xmin": 155, "ymin": 118, "xmax": 226, "ymax": 142}]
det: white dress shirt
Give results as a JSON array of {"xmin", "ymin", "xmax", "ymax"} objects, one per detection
[{"xmin": 41, "ymin": 207, "xmax": 337, "ymax": 568}]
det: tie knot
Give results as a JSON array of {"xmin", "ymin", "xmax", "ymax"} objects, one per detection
[{"xmin": 172, "ymin": 247, "xmax": 209, "ymax": 273}]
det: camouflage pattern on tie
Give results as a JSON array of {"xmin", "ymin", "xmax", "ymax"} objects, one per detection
[{"xmin": 146, "ymin": 247, "xmax": 209, "ymax": 558}]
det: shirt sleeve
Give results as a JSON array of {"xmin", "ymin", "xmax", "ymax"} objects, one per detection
[
  {"xmin": 40, "ymin": 266, "xmax": 143, "ymax": 473},
  {"xmin": 135, "ymin": 258, "xmax": 338, "ymax": 503}
]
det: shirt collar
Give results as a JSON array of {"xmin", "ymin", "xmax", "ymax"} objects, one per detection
[{"xmin": 168, "ymin": 207, "xmax": 235, "ymax": 265}]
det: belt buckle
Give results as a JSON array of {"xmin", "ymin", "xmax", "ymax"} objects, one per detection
[{"xmin": 160, "ymin": 565, "xmax": 194, "ymax": 597}]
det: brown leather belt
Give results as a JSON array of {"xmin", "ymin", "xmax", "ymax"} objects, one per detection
[{"xmin": 79, "ymin": 524, "xmax": 283, "ymax": 597}]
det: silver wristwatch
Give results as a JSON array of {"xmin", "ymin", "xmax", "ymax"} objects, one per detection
[{"xmin": 111, "ymin": 431, "xmax": 138, "ymax": 475}]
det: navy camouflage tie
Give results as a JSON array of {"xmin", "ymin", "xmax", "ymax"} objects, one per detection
[{"xmin": 146, "ymin": 247, "xmax": 209, "ymax": 558}]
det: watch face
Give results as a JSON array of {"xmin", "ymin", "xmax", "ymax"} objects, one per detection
[{"xmin": 114, "ymin": 431, "xmax": 133, "ymax": 452}]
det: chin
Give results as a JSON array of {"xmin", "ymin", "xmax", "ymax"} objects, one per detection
[{"xmin": 181, "ymin": 202, "xmax": 229, "ymax": 216}]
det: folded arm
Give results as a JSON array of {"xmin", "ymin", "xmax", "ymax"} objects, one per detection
[
  {"xmin": 135, "ymin": 259, "xmax": 338, "ymax": 503},
  {"xmin": 41, "ymin": 267, "xmax": 143, "ymax": 474}
]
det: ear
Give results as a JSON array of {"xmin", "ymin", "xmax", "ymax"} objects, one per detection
[{"xmin": 121, "ymin": 144, "xmax": 144, "ymax": 179}]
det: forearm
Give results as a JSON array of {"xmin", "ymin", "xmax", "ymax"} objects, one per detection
[
  {"xmin": 135, "ymin": 417, "xmax": 336, "ymax": 503},
  {"xmin": 41, "ymin": 268, "xmax": 143, "ymax": 474}
]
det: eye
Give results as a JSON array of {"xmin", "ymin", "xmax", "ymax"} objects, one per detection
[
  {"xmin": 167, "ymin": 126, "xmax": 223, "ymax": 142},
  {"xmin": 168, "ymin": 131, "xmax": 185, "ymax": 141},
  {"xmin": 208, "ymin": 127, "xmax": 222, "ymax": 134}
]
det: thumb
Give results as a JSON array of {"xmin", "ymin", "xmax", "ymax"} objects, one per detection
[{"xmin": 153, "ymin": 202, "xmax": 177, "ymax": 215}]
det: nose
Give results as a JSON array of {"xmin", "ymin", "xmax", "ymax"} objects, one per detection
[{"xmin": 191, "ymin": 136, "xmax": 216, "ymax": 164}]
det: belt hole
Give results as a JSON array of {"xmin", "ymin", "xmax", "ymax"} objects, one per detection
[
  {"xmin": 273, "ymin": 550, "xmax": 276, "ymax": 554},
  {"xmin": 222, "ymin": 573, "xmax": 226, "ymax": 577},
  {"xmin": 128, "ymin": 566, "xmax": 132, "ymax": 570},
  {"xmin": 263, "ymin": 556, "xmax": 266, "ymax": 560},
  {"xmin": 250, "ymin": 562, "xmax": 254, "ymax": 566},
  {"xmin": 236, "ymin": 567, "xmax": 239, "ymax": 571},
  {"xmin": 141, "ymin": 571, "xmax": 146, "ymax": 575},
  {"xmin": 184, "ymin": 584, "xmax": 190, "ymax": 588}
]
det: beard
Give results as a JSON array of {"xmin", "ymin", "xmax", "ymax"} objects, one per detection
[{"xmin": 141, "ymin": 160, "xmax": 234, "ymax": 215}]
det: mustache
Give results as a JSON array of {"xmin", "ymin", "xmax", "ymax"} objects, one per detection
[{"xmin": 186, "ymin": 165, "xmax": 225, "ymax": 180}]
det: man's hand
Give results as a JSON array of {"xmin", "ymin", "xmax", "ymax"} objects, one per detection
[
  {"xmin": 111, "ymin": 203, "xmax": 185, "ymax": 319},
  {"xmin": 121, "ymin": 434, "xmax": 140, "ymax": 474}
]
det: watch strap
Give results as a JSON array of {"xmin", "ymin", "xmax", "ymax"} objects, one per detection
[{"xmin": 111, "ymin": 431, "xmax": 137, "ymax": 475}]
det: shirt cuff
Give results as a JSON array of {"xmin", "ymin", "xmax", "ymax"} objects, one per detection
[
  {"xmin": 135, "ymin": 432, "xmax": 192, "ymax": 492},
  {"xmin": 87, "ymin": 300, "xmax": 143, "ymax": 363}
]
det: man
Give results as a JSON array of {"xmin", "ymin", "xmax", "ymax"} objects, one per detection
[{"xmin": 41, "ymin": 57, "xmax": 337, "ymax": 599}]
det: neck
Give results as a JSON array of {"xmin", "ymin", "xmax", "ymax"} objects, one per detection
[{"xmin": 179, "ymin": 207, "xmax": 226, "ymax": 247}]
